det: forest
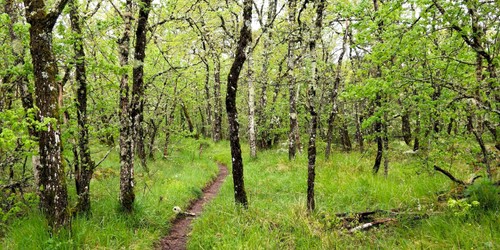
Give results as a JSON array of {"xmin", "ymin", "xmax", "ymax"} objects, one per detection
[{"xmin": 0, "ymin": 0, "xmax": 499, "ymax": 248}]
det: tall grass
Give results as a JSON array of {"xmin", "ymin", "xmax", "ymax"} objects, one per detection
[
  {"xmin": 2, "ymin": 137, "xmax": 219, "ymax": 249},
  {"xmin": 188, "ymin": 142, "xmax": 500, "ymax": 249}
]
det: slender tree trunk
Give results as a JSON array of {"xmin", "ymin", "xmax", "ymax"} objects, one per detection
[
  {"xmin": 401, "ymin": 110, "xmax": 412, "ymax": 146},
  {"xmin": 373, "ymin": 93, "xmax": 383, "ymax": 174},
  {"xmin": 355, "ymin": 102, "xmax": 364, "ymax": 152},
  {"xmin": 131, "ymin": 0, "xmax": 152, "ymax": 172},
  {"xmin": 247, "ymin": 47, "xmax": 257, "ymax": 158},
  {"xmin": 70, "ymin": 0, "xmax": 95, "ymax": 214},
  {"xmin": 226, "ymin": 0, "xmax": 252, "ymax": 207},
  {"xmin": 118, "ymin": 0, "xmax": 135, "ymax": 212},
  {"xmin": 24, "ymin": 0, "xmax": 70, "ymax": 229},
  {"xmin": 147, "ymin": 119, "xmax": 158, "ymax": 159},
  {"xmin": 180, "ymin": 100, "xmax": 196, "ymax": 138},
  {"xmin": 306, "ymin": 0, "xmax": 325, "ymax": 212},
  {"xmin": 256, "ymin": 0, "xmax": 277, "ymax": 149},
  {"xmin": 325, "ymin": 20, "xmax": 349, "ymax": 159},
  {"xmin": 213, "ymin": 58, "xmax": 223, "ymax": 142},
  {"xmin": 383, "ymin": 114, "xmax": 389, "ymax": 178},
  {"xmin": 287, "ymin": 0, "xmax": 299, "ymax": 160},
  {"xmin": 414, "ymin": 111, "xmax": 420, "ymax": 151},
  {"xmin": 203, "ymin": 61, "xmax": 212, "ymax": 138}
]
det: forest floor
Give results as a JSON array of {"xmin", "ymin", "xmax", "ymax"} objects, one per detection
[
  {"xmin": 1, "ymin": 138, "xmax": 499, "ymax": 249},
  {"xmin": 157, "ymin": 163, "xmax": 228, "ymax": 250}
]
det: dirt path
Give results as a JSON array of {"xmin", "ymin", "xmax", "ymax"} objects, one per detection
[{"xmin": 157, "ymin": 163, "xmax": 228, "ymax": 250}]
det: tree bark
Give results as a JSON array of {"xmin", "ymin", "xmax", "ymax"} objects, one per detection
[
  {"xmin": 287, "ymin": 0, "xmax": 299, "ymax": 160},
  {"xmin": 247, "ymin": 47, "xmax": 257, "ymax": 158},
  {"xmin": 70, "ymin": 0, "xmax": 95, "ymax": 214},
  {"xmin": 325, "ymin": 20, "xmax": 349, "ymax": 159},
  {"xmin": 256, "ymin": 0, "xmax": 277, "ymax": 149},
  {"xmin": 203, "ymin": 60, "xmax": 212, "ymax": 138},
  {"xmin": 131, "ymin": 0, "xmax": 152, "ymax": 172},
  {"xmin": 226, "ymin": 0, "xmax": 252, "ymax": 207},
  {"xmin": 118, "ymin": 0, "xmax": 135, "ymax": 212},
  {"xmin": 306, "ymin": 0, "xmax": 325, "ymax": 212},
  {"xmin": 213, "ymin": 58, "xmax": 223, "ymax": 142},
  {"xmin": 401, "ymin": 110, "xmax": 412, "ymax": 146},
  {"xmin": 23, "ymin": 0, "xmax": 70, "ymax": 229}
]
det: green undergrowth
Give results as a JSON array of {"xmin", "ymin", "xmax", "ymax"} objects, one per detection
[
  {"xmin": 2, "ymin": 137, "xmax": 221, "ymax": 249},
  {"xmin": 188, "ymin": 143, "xmax": 500, "ymax": 249}
]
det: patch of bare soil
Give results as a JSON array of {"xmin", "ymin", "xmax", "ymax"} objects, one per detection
[{"xmin": 157, "ymin": 163, "xmax": 228, "ymax": 250}]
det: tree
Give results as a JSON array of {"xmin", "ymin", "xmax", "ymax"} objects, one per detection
[
  {"xmin": 70, "ymin": 0, "xmax": 95, "ymax": 214},
  {"xmin": 23, "ymin": 0, "xmax": 70, "ymax": 228},
  {"xmin": 131, "ymin": 0, "xmax": 153, "ymax": 171},
  {"xmin": 306, "ymin": 0, "xmax": 325, "ymax": 212},
  {"xmin": 287, "ymin": 0, "xmax": 300, "ymax": 160},
  {"xmin": 226, "ymin": 0, "xmax": 252, "ymax": 207},
  {"xmin": 118, "ymin": 0, "xmax": 134, "ymax": 212}
]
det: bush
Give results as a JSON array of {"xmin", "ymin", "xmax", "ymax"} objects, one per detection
[{"xmin": 465, "ymin": 181, "xmax": 500, "ymax": 211}]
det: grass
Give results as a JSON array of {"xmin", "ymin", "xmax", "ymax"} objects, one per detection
[
  {"xmin": 1, "ymin": 137, "xmax": 220, "ymax": 249},
  {"xmin": 188, "ymin": 141, "xmax": 500, "ymax": 249},
  {"xmin": 2, "ymin": 138, "xmax": 499, "ymax": 249}
]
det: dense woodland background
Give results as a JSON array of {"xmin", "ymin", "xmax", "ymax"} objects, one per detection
[{"xmin": 0, "ymin": 0, "xmax": 499, "ymax": 248}]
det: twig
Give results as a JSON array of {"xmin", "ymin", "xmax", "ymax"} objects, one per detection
[{"xmin": 94, "ymin": 148, "xmax": 113, "ymax": 169}]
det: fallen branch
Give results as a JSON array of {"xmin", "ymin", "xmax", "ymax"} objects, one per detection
[
  {"xmin": 349, "ymin": 218, "xmax": 396, "ymax": 233},
  {"xmin": 433, "ymin": 165, "xmax": 465, "ymax": 185}
]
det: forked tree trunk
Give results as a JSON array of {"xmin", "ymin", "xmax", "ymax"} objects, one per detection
[
  {"xmin": 226, "ymin": 0, "xmax": 252, "ymax": 207},
  {"xmin": 24, "ymin": 0, "xmax": 70, "ymax": 229},
  {"xmin": 118, "ymin": 0, "xmax": 135, "ymax": 212},
  {"xmin": 70, "ymin": 0, "xmax": 95, "ymax": 214}
]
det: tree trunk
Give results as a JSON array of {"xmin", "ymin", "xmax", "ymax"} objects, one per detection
[
  {"xmin": 131, "ymin": 0, "xmax": 152, "ymax": 172},
  {"xmin": 373, "ymin": 93, "xmax": 383, "ymax": 174},
  {"xmin": 180, "ymin": 100, "xmax": 197, "ymax": 138},
  {"xmin": 306, "ymin": 0, "xmax": 325, "ymax": 212},
  {"xmin": 325, "ymin": 20, "xmax": 349, "ymax": 159},
  {"xmin": 355, "ymin": 102, "xmax": 364, "ymax": 152},
  {"xmin": 401, "ymin": 110, "xmax": 412, "ymax": 146},
  {"xmin": 287, "ymin": 0, "xmax": 299, "ymax": 160},
  {"xmin": 213, "ymin": 58, "xmax": 223, "ymax": 142},
  {"xmin": 413, "ymin": 111, "xmax": 420, "ymax": 151},
  {"xmin": 383, "ymin": 114, "xmax": 389, "ymax": 178},
  {"xmin": 24, "ymin": 0, "xmax": 70, "ymax": 229},
  {"xmin": 226, "ymin": 0, "xmax": 252, "ymax": 207},
  {"xmin": 118, "ymin": 0, "xmax": 135, "ymax": 212},
  {"xmin": 70, "ymin": 0, "xmax": 95, "ymax": 214},
  {"xmin": 256, "ymin": 0, "xmax": 277, "ymax": 149},
  {"xmin": 147, "ymin": 118, "xmax": 158, "ymax": 159},
  {"xmin": 247, "ymin": 47, "xmax": 257, "ymax": 158},
  {"xmin": 203, "ymin": 61, "xmax": 212, "ymax": 138}
]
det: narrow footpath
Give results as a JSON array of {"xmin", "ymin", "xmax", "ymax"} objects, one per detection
[{"xmin": 157, "ymin": 163, "xmax": 229, "ymax": 250}]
